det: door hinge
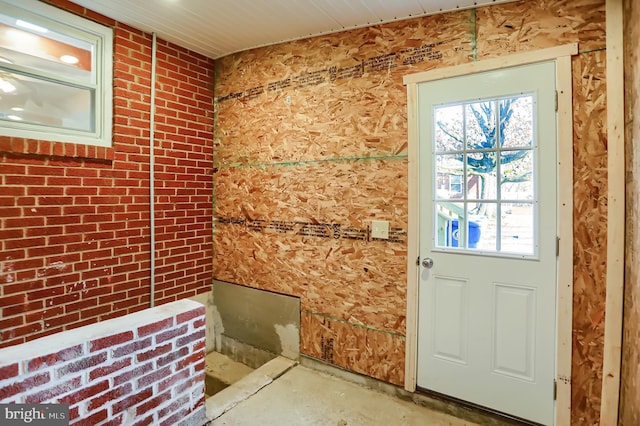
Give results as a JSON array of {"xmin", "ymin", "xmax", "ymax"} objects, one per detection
[
  {"xmin": 555, "ymin": 90, "xmax": 558, "ymax": 112},
  {"xmin": 554, "ymin": 379, "xmax": 557, "ymax": 401},
  {"xmin": 556, "ymin": 236, "xmax": 560, "ymax": 257}
]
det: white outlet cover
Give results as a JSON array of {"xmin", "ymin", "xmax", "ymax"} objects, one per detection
[{"xmin": 371, "ymin": 220, "xmax": 389, "ymax": 239}]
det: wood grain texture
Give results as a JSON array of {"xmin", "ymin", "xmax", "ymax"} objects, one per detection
[
  {"xmin": 600, "ymin": 0, "xmax": 625, "ymax": 423},
  {"xmin": 476, "ymin": 0, "xmax": 605, "ymax": 57},
  {"xmin": 300, "ymin": 312, "xmax": 405, "ymax": 386},
  {"xmin": 213, "ymin": 222, "xmax": 407, "ymax": 334},
  {"xmin": 620, "ymin": 0, "xmax": 640, "ymax": 424},
  {"xmin": 214, "ymin": 159, "xmax": 407, "ymax": 225},
  {"xmin": 570, "ymin": 50, "xmax": 608, "ymax": 426},
  {"xmin": 214, "ymin": 11, "xmax": 474, "ymax": 166}
]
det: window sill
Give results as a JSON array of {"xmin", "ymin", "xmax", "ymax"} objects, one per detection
[{"xmin": 0, "ymin": 137, "xmax": 114, "ymax": 161}]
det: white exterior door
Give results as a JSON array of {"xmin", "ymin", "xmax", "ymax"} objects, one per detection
[{"xmin": 416, "ymin": 62, "xmax": 557, "ymax": 425}]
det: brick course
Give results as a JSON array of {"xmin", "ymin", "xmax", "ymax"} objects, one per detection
[
  {"xmin": 0, "ymin": 0, "xmax": 214, "ymax": 348},
  {"xmin": 0, "ymin": 300, "xmax": 206, "ymax": 425}
]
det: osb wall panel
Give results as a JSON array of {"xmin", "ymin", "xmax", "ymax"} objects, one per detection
[
  {"xmin": 621, "ymin": 0, "xmax": 640, "ymax": 424},
  {"xmin": 212, "ymin": 0, "xmax": 608, "ymax": 411},
  {"xmin": 214, "ymin": 78, "xmax": 408, "ymax": 165},
  {"xmin": 214, "ymin": 160, "xmax": 407, "ymax": 226},
  {"xmin": 301, "ymin": 312, "xmax": 405, "ymax": 386},
  {"xmin": 214, "ymin": 10, "xmax": 474, "ymax": 166},
  {"xmin": 476, "ymin": 0, "xmax": 605, "ymax": 57},
  {"xmin": 570, "ymin": 50, "xmax": 608, "ymax": 426},
  {"xmin": 213, "ymin": 221, "xmax": 407, "ymax": 334}
]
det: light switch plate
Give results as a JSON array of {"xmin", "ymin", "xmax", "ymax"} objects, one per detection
[{"xmin": 371, "ymin": 220, "xmax": 389, "ymax": 239}]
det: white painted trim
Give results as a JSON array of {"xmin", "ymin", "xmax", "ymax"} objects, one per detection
[
  {"xmin": 600, "ymin": 0, "xmax": 625, "ymax": 423},
  {"xmin": 555, "ymin": 54, "xmax": 574, "ymax": 426},
  {"xmin": 404, "ymin": 81, "xmax": 419, "ymax": 392},
  {"xmin": 403, "ymin": 46, "xmax": 576, "ymax": 425}
]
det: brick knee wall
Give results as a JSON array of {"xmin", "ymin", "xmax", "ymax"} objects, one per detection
[{"xmin": 0, "ymin": 300, "xmax": 206, "ymax": 426}]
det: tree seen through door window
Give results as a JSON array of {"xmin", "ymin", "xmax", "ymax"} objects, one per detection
[{"xmin": 433, "ymin": 94, "xmax": 536, "ymax": 254}]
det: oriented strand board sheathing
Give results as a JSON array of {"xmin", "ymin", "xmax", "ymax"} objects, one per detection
[
  {"xmin": 215, "ymin": 10, "xmax": 474, "ymax": 95},
  {"xmin": 213, "ymin": 222, "xmax": 407, "ymax": 334},
  {"xmin": 214, "ymin": 79, "xmax": 408, "ymax": 166},
  {"xmin": 570, "ymin": 50, "xmax": 608, "ymax": 426},
  {"xmin": 214, "ymin": 159, "xmax": 407, "ymax": 226},
  {"xmin": 214, "ymin": 11, "xmax": 475, "ymax": 166},
  {"xmin": 620, "ymin": 0, "xmax": 640, "ymax": 424},
  {"xmin": 213, "ymin": 160, "xmax": 407, "ymax": 334},
  {"xmin": 300, "ymin": 312, "xmax": 405, "ymax": 386},
  {"xmin": 476, "ymin": 0, "xmax": 606, "ymax": 58}
]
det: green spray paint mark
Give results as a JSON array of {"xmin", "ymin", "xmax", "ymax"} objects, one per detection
[
  {"xmin": 215, "ymin": 154, "xmax": 408, "ymax": 170},
  {"xmin": 303, "ymin": 311, "xmax": 406, "ymax": 338}
]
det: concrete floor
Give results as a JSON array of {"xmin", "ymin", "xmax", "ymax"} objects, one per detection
[
  {"xmin": 211, "ymin": 364, "xmax": 480, "ymax": 426},
  {"xmin": 205, "ymin": 351, "xmax": 255, "ymax": 397}
]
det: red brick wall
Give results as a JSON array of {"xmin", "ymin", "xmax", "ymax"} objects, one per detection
[
  {"xmin": 0, "ymin": 300, "xmax": 206, "ymax": 426},
  {"xmin": 0, "ymin": 1, "xmax": 215, "ymax": 348}
]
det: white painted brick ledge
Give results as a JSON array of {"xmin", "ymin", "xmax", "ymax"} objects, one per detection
[
  {"xmin": 0, "ymin": 299, "xmax": 204, "ymax": 364},
  {"xmin": 0, "ymin": 299, "xmax": 207, "ymax": 425}
]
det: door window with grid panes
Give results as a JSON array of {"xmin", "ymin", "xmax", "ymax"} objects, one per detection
[{"xmin": 433, "ymin": 95, "xmax": 536, "ymax": 255}]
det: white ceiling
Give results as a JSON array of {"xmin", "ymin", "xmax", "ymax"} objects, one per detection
[{"xmin": 69, "ymin": 0, "xmax": 516, "ymax": 59}]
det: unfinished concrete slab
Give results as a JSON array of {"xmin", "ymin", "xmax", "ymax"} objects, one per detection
[
  {"xmin": 212, "ymin": 365, "xmax": 480, "ymax": 426},
  {"xmin": 206, "ymin": 356, "xmax": 297, "ymax": 420},
  {"xmin": 205, "ymin": 351, "xmax": 256, "ymax": 397}
]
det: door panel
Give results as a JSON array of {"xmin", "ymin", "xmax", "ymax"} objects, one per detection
[
  {"xmin": 493, "ymin": 283, "xmax": 536, "ymax": 380},
  {"xmin": 417, "ymin": 61, "xmax": 557, "ymax": 425},
  {"xmin": 432, "ymin": 276, "xmax": 468, "ymax": 364}
]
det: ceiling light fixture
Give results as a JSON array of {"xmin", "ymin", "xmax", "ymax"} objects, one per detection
[
  {"xmin": 0, "ymin": 78, "xmax": 16, "ymax": 93},
  {"xmin": 7, "ymin": 114, "xmax": 22, "ymax": 121},
  {"xmin": 11, "ymin": 107, "xmax": 24, "ymax": 112},
  {"xmin": 16, "ymin": 19, "xmax": 48, "ymax": 33},
  {"xmin": 60, "ymin": 55, "xmax": 79, "ymax": 64}
]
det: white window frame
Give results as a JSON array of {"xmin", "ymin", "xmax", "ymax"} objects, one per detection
[{"xmin": 0, "ymin": 0, "xmax": 113, "ymax": 147}]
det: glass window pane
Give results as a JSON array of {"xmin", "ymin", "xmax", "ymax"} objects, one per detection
[
  {"xmin": 432, "ymin": 94, "xmax": 538, "ymax": 257},
  {"xmin": 436, "ymin": 154, "xmax": 464, "ymax": 200},
  {"xmin": 435, "ymin": 202, "xmax": 464, "ymax": 247},
  {"xmin": 500, "ymin": 96, "xmax": 533, "ymax": 148},
  {"xmin": 434, "ymin": 104, "xmax": 463, "ymax": 152},
  {"xmin": 0, "ymin": 18, "xmax": 93, "ymax": 82},
  {"xmin": 467, "ymin": 152, "xmax": 497, "ymax": 200},
  {"xmin": 468, "ymin": 202, "xmax": 493, "ymax": 250},
  {"xmin": 501, "ymin": 150, "xmax": 534, "ymax": 201},
  {"xmin": 450, "ymin": 175, "xmax": 462, "ymax": 196},
  {"xmin": 0, "ymin": 0, "xmax": 111, "ymax": 146},
  {"xmin": 0, "ymin": 70, "xmax": 94, "ymax": 131},
  {"xmin": 501, "ymin": 203, "xmax": 534, "ymax": 254},
  {"xmin": 466, "ymin": 101, "xmax": 495, "ymax": 151}
]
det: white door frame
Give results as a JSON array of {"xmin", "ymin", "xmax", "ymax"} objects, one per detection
[{"xmin": 403, "ymin": 44, "xmax": 577, "ymax": 425}]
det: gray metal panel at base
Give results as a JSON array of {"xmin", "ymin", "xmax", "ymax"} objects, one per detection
[{"xmin": 212, "ymin": 280, "xmax": 301, "ymax": 361}]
